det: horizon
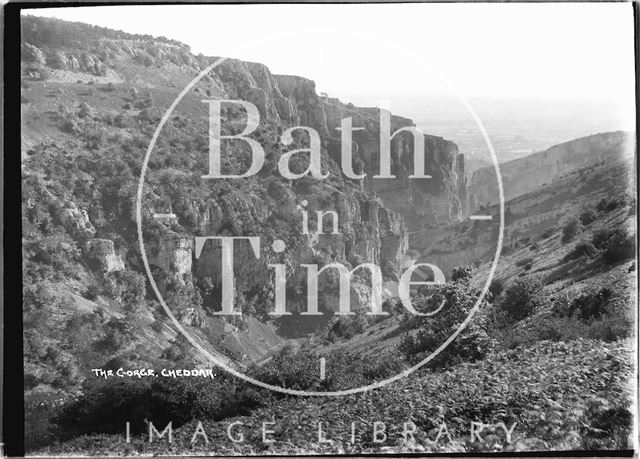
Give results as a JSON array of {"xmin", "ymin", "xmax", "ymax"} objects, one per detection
[{"xmin": 24, "ymin": 4, "xmax": 635, "ymax": 109}]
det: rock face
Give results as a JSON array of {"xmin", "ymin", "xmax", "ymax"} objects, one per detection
[
  {"xmin": 414, "ymin": 147, "xmax": 635, "ymax": 278},
  {"xmin": 138, "ymin": 58, "xmax": 466, "ymax": 319},
  {"xmin": 146, "ymin": 238, "xmax": 193, "ymax": 287},
  {"xmin": 468, "ymin": 131, "xmax": 634, "ymax": 212},
  {"xmin": 84, "ymin": 239, "xmax": 125, "ymax": 272},
  {"xmin": 209, "ymin": 64, "xmax": 467, "ymax": 229},
  {"xmin": 59, "ymin": 202, "xmax": 96, "ymax": 239},
  {"xmin": 188, "ymin": 190, "xmax": 409, "ymax": 316}
]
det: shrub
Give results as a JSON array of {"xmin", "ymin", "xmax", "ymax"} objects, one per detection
[
  {"xmin": 48, "ymin": 51, "xmax": 68, "ymax": 70},
  {"xmin": 78, "ymin": 102, "xmax": 94, "ymax": 119},
  {"xmin": 95, "ymin": 317, "xmax": 133, "ymax": 352},
  {"xmin": 597, "ymin": 197, "xmax": 623, "ymax": 213},
  {"xmin": 564, "ymin": 241, "xmax": 598, "ymax": 262},
  {"xmin": 561, "ymin": 217, "xmax": 583, "ymax": 243},
  {"xmin": 451, "ymin": 265, "xmax": 473, "ymax": 283},
  {"xmin": 540, "ymin": 226, "xmax": 556, "ymax": 239},
  {"xmin": 113, "ymin": 113, "xmax": 129, "ymax": 128},
  {"xmin": 54, "ymin": 376, "xmax": 269, "ymax": 439},
  {"xmin": 82, "ymin": 284, "xmax": 100, "ymax": 301},
  {"xmin": 580, "ymin": 398, "xmax": 633, "ymax": 450},
  {"xmin": 587, "ymin": 313, "xmax": 632, "ymax": 342},
  {"xmin": 252, "ymin": 348, "xmax": 404, "ymax": 392},
  {"xmin": 579, "ymin": 209, "xmax": 599, "ymax": 225},
  {"xmin": 102, "ymin": 270, "xmax": 146, "ymax": 311},
  {"xmin": 592, "ymin": 229, "xmax": 618, "ymax": 250},
  {"xmin": 488, "ymin": 278, "xmax": 504, "ymax": 299},
  {"xmin": 515, "ymin": 256, "xmax": 534, "ymax": 267},
  {"xmin": 553, "ymin": 287, "xmax": 613, "ymax": 320},
  {"xmin": 592, "ymin": 228, "xmax": 635, "ymax": 264},
  {"xmin": 500, "ymin": 277, "xmax": 542, "ymax": 320},
  {"xmin": 397, "ymin": 281, "xmax": 495, "ymax": 366},
  {"xmin": 327, "ymin": 315, "xmax": 368, "ymax": 340},
  {"xmin": 572, "ymin": 287, "xmax": 613, "ymax": 320},
  {"xmin": 23, "ymin": 43, "xmax": 46, "ymax": 65},
  {"xmin": 602, "ymin": 229, "xmax": 635, "ymax": 264}
]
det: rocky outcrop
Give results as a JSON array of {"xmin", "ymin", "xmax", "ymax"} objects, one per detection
[
  {"xmin": 468, "ymin": 131, "xmax": 634, "ymax": 212},
  {"xmin": 208, "ymin": 64, "xmax": 467, "ymax": 229},
  {"xmin": 189, "ymin": 189, "xmax": 409, "ymax": 316},
  {"xmin": 146, "ymin": 238, "xmax": 193, "ymax": 287},
  {"xmin": 59, "ymin": 202, "xmax": 96, "ymax": 239},
  {"xmin": 84, "ymin": 238, "xmax": 125, "ymax": 272},
  {"xmin": 271, "ymin": 76, "xmax": 468, "ymax": 228},
  {"xmin": 177, "ymin": 307, "xmax": 204, "ymax": 328}
]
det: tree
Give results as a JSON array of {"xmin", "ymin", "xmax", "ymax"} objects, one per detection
[
  {"xmin": 500, "ymin": 277, "xmax": 542, "ymax": 320},
  {"xmin": 561, "ymin": 217, "xmax": 582, "ymax": 243},
  {"xmin": 48, "ymin": 51, "xmax": 68, "ymax": 70},
  {"xmin": 23, "ymin": 43, "xmax": 46, "ymax": 66}
]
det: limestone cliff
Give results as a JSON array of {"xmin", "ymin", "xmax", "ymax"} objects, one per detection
[
  {"xmin": 468, "ymin": 131, "xmax": 634, "ymax": 212},
  {"xmin": 21, "ymin": 15, "xmax": 468, "ymax": 369},
  {"xmin": 209, "ymin": 63, "xmax": 467, "ymax": 229},
  {"xmin": 413, "ymin": 139, "xmax": 635, "ymax": 278}
]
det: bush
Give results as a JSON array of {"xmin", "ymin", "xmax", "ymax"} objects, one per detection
[
  {"xmin": 592, "ymin": 228, "xmax": 635, "ymax": 264},
  {"xmin": 48, "ymin": 51, "xmax": 68, "ymax": 70},
  {"xmin": 564, "ymin": 241, "xmax": 598, "ymax": 262},
  {"xmin": 54, "ymin": 376, "xmax": 269, "ymax": 439},
  {"xmin": 592, "ymin": 229, "xmax": 618, "ymax": 250},
  {"xmin": 579, "ymin": 209, "xmax": 599, "ymax": 226},
  {"xmin": 555, "ymin": 287, "xmax": 613, "ymax": 320},
  {"xmin": 561, "ymin": 217, "xmax": 583, "ymax": 243},
  {"xmin": 82, "ymin": 284, "xmax": 100, "ymax": 301},
  {"xmin": 78, "ymin": 102, "xmax": 94, "ymax": 119},
  {"xmin": 102, "ymin": 270, "xmax": 146, "ymax": 311},
  {"xmin": 540, "ymin": 226, "xmax": 556, "ymax": 239},
  {"xmin": 451, "ymin": 265, "xmax": 473, "ymax": 283},
  {"xmin": 95, "ymin": 317, "xmax": 133, "ymax": 352},
  {"xmin": 23, "ymin": 43, "xmax": 46, "ymax": 65},
  {"xmin": 397, "ymin": 281, "xmax": 495, "ymax": 366},
  {"xmin": 587, "ymin": 313, "xmax": 632, "ymax": 342},
  {"xmin": 597, "ymin": 197, "xmax": 624, "ymax": 213},
  {"xmin": 252, "ymin": 348, "xmax": 404, "ymax": 392},
  {"xmin": 500, "ymin": 277, "xmax": 542, "ymax": 320},
  {"xmin": 327, "ymin": 315, "xmax": 368, "ymax": 340},
  {"xmin": 515, "ymin": 256, "xmax": 534, "ymax": 267},
  {"xmin": 602, "ymin": 229, "xmax": 635, "ymax": 264},
  {"xmin": 488, "ymin": 278, "xmax": 504, "ymax": 299}
]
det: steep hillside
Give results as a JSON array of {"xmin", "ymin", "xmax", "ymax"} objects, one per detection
[
  {"xmin": 468, "ymin": 131, "xmax": 634, "ymax": 212},
  {"xmin": 21, "ymin": 14, "xmax": 467, "ymax": 393},
  {"xmin": 21, "ymin": 15, "xmax": 636, "ymax": 455},
  {"xmin": 415, "ymin": 148, "xmax": 635, "ymax": 278}
]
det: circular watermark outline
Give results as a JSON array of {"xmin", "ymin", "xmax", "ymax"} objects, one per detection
[{"xmin": 136, "ymin": 28, "xmax": 505, "ymax": 397}]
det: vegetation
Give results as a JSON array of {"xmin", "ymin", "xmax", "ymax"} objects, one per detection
[
  {"xmin": 34, "ymin": 340, "xmax": 633, "ymax": 455},
  {"xmin": 20, "ymin": 14, "xmax": 636, "ymax": 456},
  {"xmin": 564, "ymin": 241, "xmax": 598, "ymax": 262},
  {"xmin": 561, "ymin": 217, "xmax": 583, "ymax": 243},
  {"xmin": 499, "ymin": 277, "xmax": 542, "ymax": 321},
  {"xmin": 579, "ymin": 208, "xmax": 599, "ymax": 226},
  {"xmin": 398, "ymin": 273, "xmax": 495, "ymax": 367}
]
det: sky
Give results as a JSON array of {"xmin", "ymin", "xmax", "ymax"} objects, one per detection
[{"xmin": 27, "ymin": 3, "xmax": 635, "ymax": 110}]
